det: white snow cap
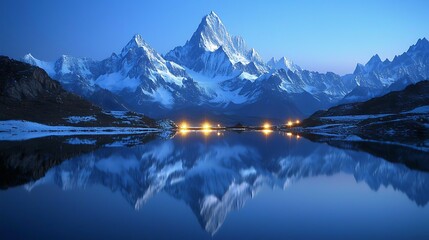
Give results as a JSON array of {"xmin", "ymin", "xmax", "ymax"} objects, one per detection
[
  {"xmin": 121, "ymin": 34, "xmax": 150, "ymax": 56},
  {"xmin": 267, "ymin": 57, "xmax": 302, "ymax": 72},
  {"xmin": 23, "ymin": 53, "xmax": 35, "ymax": 60},
  {"xmin": 195, "ymin": 11, "xmax": 230, "ymax": 52}
]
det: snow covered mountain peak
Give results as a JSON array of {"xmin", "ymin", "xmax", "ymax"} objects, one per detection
[
  {"xmin": 249, "ymin": 48, "xmax": 263, "ymax": 63},
  {"xmin": 132, "ymin": 34, "xmax": 145, "ymax": 46},
  {"xmin": 203, "ymin": 11, "xmax": 222, "ymax": 28},
  {"xmin": 22, "ymin": 53, "xmax": 56, "ymax": 76},
  {"xmin": 344, "ymin": 37, "xmax": 429, "ymax": 103},
  {"xmin": 364, "ymin": 54, "xmax": 382, "ymax": 72},
  {"xmin": 408, "ymin": 37, "xmax": 429, "ymax": 53},
  {"xmin": 267, "ymin": 57, "xmax": 302, "ymax": 72},
  {"xmin": 188, "ymin": 11, "xmax": 228, "ymax": 52},
  {"xmin": 368, "ymin": 54, "xmax": 382, "ymax": 64},
  {"xmin": 165, "ymin": 11, "xmax": 265, "ymax": 77},
  {"xmin": 120, "ymin": 34, "xmax": 151, "ymax": 56},
  {"xmin": 23, "ymin": 53, "xmax": 36, "ymax": 62},
  {"xmin": 352, "ymin": 54, "xmax": 382, "ymax": 75},
  {"xmin": 204, "ymin": 10, "xmax": 221, "ymax": 24}
]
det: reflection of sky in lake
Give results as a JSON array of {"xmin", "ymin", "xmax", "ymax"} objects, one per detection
[{"xmin": 1, "ymin": 131, "xmax": 429, "ymax": 239}]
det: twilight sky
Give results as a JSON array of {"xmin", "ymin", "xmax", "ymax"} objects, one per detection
[{"xmin": 1, "ymin": 0, "xmax": 428, "ymax": 75}]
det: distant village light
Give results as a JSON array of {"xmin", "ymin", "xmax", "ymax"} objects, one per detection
[
  {"xmin": 296, "ymin": 120, "xmax": 300, "ymax": 124},
  {"xmin": 263, "ymin": 122, "xmax": 271, "ymax": 129},
  {"xmin": 287, "ymin": 121, "xmax": 293, "ymax": 127},
  {"xmin": 181, "ymin": 122, "xmax": 188, "ymax": 130},
  {"xmin": 202, "ymin": 122, "xmax": 211, "ymax": 130}
]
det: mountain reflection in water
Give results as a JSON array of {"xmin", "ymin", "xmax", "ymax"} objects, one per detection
[{"xmin": 1, "ymin": 131, "xmax": 429, "ymax": 237}]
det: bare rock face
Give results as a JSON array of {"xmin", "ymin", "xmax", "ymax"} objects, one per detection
[{"xmin": 0, "ymin": 57, "xmax": 62, "ymax": 100}]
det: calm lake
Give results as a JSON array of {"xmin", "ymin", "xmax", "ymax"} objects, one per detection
[{"xmin": 1, "ymin": 131, "xmax": 429, "ymax": 239}]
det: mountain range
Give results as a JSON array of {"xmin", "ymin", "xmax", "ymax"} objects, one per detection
[
  {"xmin": 22, "ymin": 11, "xmax": 429, "ymax": 123},
  {"xmin": 301, "ymin": 80, "xmax": 429, "ymax": 147}
]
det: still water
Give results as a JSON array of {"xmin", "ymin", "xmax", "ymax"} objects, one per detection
[{"xmin": 1, "ymin": 131, "xmax": 429, "ymax": 239}]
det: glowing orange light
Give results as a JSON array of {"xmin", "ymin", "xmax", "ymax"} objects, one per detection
[
  {"xmin": 286, "ymin": 132, "xmax": 292, "ymax": 137},
  {"xmin": 296, "ymin": 135, "xmax": 301, "ymax": 139},
  {"xmin": 263, "ymin": 122, "xmax": 271, "ymax": 129},
  {"xmin": 178, "ymin": 122, "xmax": 190, "ymax": 136},
  {"xmin": 287, "ymin": 121, "xmax": 293, "ymax": 127},
  {"xmin": 296, "ymin": 120, "xmax": 300, "ymax": 124},
  {"xmin": 201, "ymin": 122, "xmax": 212, "ymax": 136},
  {"xmin": 180, "ymin": 122, "xmax": 188, "ymax": 130},
  {"xmin": 202, "ymin": 122, "xmax": 211, "ymax": 130}
]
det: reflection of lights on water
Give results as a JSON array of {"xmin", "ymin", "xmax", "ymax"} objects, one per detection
[
  {"xmin": 262, "ymin": 122, "xmax": 272, "ymax": 136},
  {"xmin": 262, "ymin": 129, "xmax": 273, "ymax": 136},
  {"xmin": 217, "ymin": 132, "xmax": 221, "ymax": 136},
  {"xmin": 284, "ymin": 132, "xmax": 301, "ymax": 139},
  {"xmin": 201, "ymin": 122, "xmax": 212, "ymax": 136},
  {"xmin": 179, "ymin": 129, "xmax": 190, "ymax": 136},
  {"xmin": 202, "ymin": 130, "xmax": 212, "ymax": 136},
  {"xmin": 178, "ymin": 122, "xmax": 190, "ymax": 137}
]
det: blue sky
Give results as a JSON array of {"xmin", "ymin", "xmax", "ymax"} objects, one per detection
[{"xmin": 1, "ymin": 0, "xmax": 428, "ymax": 74}]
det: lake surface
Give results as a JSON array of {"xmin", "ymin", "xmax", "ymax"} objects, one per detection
[{"xmin": 1, "ymin": 131, "xmax": 429, "ymax": 239}]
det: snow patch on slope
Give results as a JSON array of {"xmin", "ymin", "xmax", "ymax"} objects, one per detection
[
  {"xmin": 65, "ymin": 116, "xmax": 97, "ymax": 124},
  {"xmin": 95, "ymin": 72, "xmax": 140, "ymax": 92},
  {"xmin": 142, "ymin": 87, "xmax": 175, "ymax": 107},
  {"xmin": 405, "ymin": 105, "xmax": 429, "ymax": 114},
  {"xmin": 238, "ymin": 72, "xmax": 258, "ymax": 81},
  {"xmin": 0, "ymin": 120, "xmax": 159, "ymax": 141},
  {"xmin": 267, "ymin": 57, "xmax": 302, "ymax": 73},
  {"xmin": 186, "ymin": 68, "xmax": 249, "ymax": 104}
]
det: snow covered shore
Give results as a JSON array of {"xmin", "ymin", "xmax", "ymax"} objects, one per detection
[{"xmin": 0, "ymin": 120, "xmax": 161, "ymax": 141}]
